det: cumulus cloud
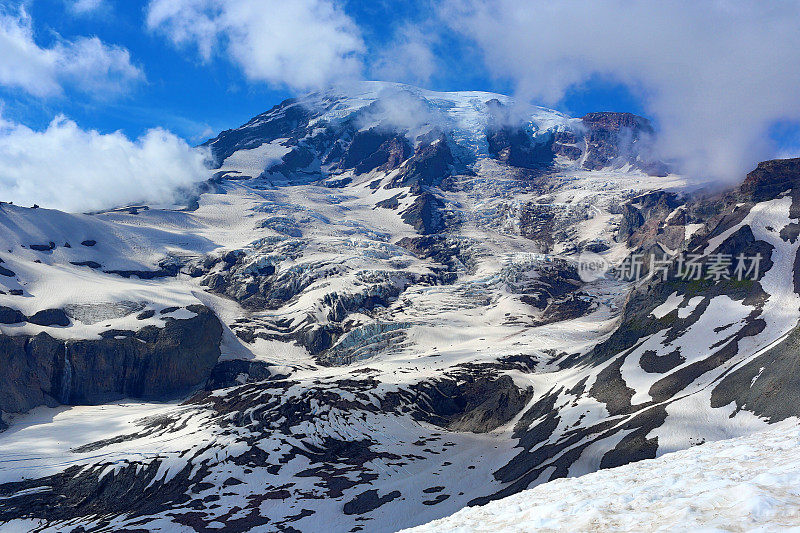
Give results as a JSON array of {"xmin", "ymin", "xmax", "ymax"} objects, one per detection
[
  {"xmin": 441, "ymin": 0, "xmax": 800, "ymax": 181},
  {"xmin": 146, "ymin": 0, "xmax": 364, "ymax": 90},
  {"xmin": 0, "ymin": 7, "xmax": 142, "ymax": 97},
  {"xmin": 0, "ymin": 114, "xmax": 211, "ymax": 212}
]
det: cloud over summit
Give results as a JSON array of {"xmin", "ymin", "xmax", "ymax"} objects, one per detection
[{"xmin": 440, "ymin": 0, "xmax": 800, "ymax": 180}]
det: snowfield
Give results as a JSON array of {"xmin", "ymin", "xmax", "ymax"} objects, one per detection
[{"xmin": 405, "ymin": 420, "xmax": 800, "ymax": 533}]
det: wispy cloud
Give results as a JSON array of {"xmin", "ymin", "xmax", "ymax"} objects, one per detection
[
  {"xmin": 0, "ymin": 6, "xmax": 142, "ymax": 98},
  {"xmin": 370, "ymin": 24, "xmax": 438, "ymax": 86},
  {"xmin": 66, "ymin": 0, "xmax": 105, "ymax": 15}
]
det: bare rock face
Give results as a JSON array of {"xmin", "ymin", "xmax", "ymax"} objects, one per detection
[
  {"xmin": 0, "ymin": 305, "xmax": 223, "ymax": 424},
  {"xmin": 401, "ymin": 192, "xmax": 446, "ymax": 234},
  {"xmin": 617, "ymin": 190, "xmax": 683, "ymax": 247},
  {"xmin": 202, "ymin": 98, "xmax": 312, "ymax": 166},
  {"xmin": 415, "ymin": 375, "xmax": 534, "ymax": 433},
  {"xmin": 65, "ymin": 305, "xmax": 223, "ymax": 403},
  {"xmin": 390, "ymin": 132, "xmax": 455, "ymax": 189},
  {"xmin": 341, "ymin": 128, "xmax": 413, "ymax": 175},
  {"xmin": 581, "ymin": 112, "xmax": 668, "ymax": 175},
  {"xmin": 487, "ymin": 127, "xmax": 555, "ymax": 170},
  {"xmin": 738, "ymin": 157, "xmax": 800, "ymax": 203},
  {"xmin": 0, "ymin": 333, "xmax": 64, "ymax": 417}
]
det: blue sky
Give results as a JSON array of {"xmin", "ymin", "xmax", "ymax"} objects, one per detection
[
  {"xmin": 1, "ymin": 0, "xmax": 648, "ymax": 143},
  {"xmin": 3, "ymin": 1, "xmax": 292, "ymax": 141},
  {"xmin": 0, "ymin": 0, "xmax": 799, "ymax": 212}
]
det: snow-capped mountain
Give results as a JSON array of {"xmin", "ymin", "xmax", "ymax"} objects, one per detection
[{"xmin": 0, "ymin": 82, "xmax": 798, "ymax": 532}]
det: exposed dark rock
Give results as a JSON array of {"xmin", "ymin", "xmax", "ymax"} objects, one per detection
[
  {"xmin": 401, "ymin": 192, "xmax": 445, "ymax": 234},
  {"xmin": 639, "ymin": 349, "xmax": 685, "ymax": 373},
  {"xmin": 104, "ymin": 262, "xmax": 180, "ymax": 280},
  {"xmin": 0, "ymin": 306, "xmax": 223, "ymax": 419},
  {"xmin": 408, "ymin": 374, "xmax": 533, "ymax": 433},
  {"xmin": 29, "ymin": 242, "xmax": 55, "ymax": 252},
  {"xmin": 487, "ymin": 126, "xmax": 555, "ymax": 170},
  {"xmin": 202, "ymin": 98, "xmax": 311, "ymax": 166},
  {"xmin": 27, "ymin": 309, "xmax": 70, "ymax": 327},
  {"xmin": 269, "ymin": 146, "xmax": 315, "ymax": 178},
  {"xmin": 599, "ymin": 406, "xmax": 667, "ymax": 469},
  {"xmin": 65, "ymin": 305, "xmax": 222, "ymax": 403},
  {"xmin": 341, "ymin": 128, "xmax": 412, "ymax": 174},
  {"xmin": 553, "ymin": 130, "xmax": 582, "ymax": 160},
  {"xmin": 80, "ymin": 240, "xmax": 96, "ymax": 247},
  {"xmin": 617, "ymin": 191, "xmax": 682, "ymax": 246},
  {"xmin": 343, "ymin": 489, "xmax": 401, "ymax": 515},
  {"xmin": 396, "ymin": 234, "xmax": 475, "ymax": 273},
  {"xmin": 70, "ymin": 261, "xmax": 102, "ymax": 269},
  {"xmin": 0, "ymin": 333, "xmax": 63, "ymax": 415},
  {"xmin": 534, "ymin": 295, "xmax": 594, "ymax": 326},
  {"xmin": 206, "ymin": 359, "xmax": 283, "ymax": 389},
  {"xmin": 390, "ymin": 133, "xmax": 454, "ymax": 189},
  {"xmin": 375, "ymin": 192, "xmax": 406, "ymax": 209},
  {"xmin": 738, "ymin": 158, "xmax": 800, "ymax": 203},
  {"xmin": 711, "ymin": 320, "xmax": 800, "ymax": 422},
  {"xmin": 422, "ymin": 494, "xmax": 450, "ymax": 505},
  {"xmin": 0, "ymin": 306, "xmax": 26, "ymax": 324}
]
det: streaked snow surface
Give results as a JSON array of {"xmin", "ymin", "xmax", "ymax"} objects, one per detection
[{"xmin": 405, "ymin": 421, "xmax": 800, "ymax": 533}]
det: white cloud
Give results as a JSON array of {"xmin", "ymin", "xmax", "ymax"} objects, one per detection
[
  {"xmin": 67, "ymin": 0, "xmax": 104, "ymax": 15},
  {"xmin": 0, "ymin": 114, "xmax": 211, "ymax": 212},
  {"xmin": 146, "ymin": 0, "xmax": 364, "ymax": 90},
  {"xmin": 0, "ymin": 7, "xmax": 142, "ymax": 97},
  {"xmin": 441, "ymin": 0, "xmax": 800, "ymax": 181}
]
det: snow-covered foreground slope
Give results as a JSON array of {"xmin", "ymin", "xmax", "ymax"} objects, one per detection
[
  {"xmin": 0, "ymin": 83, "xmax": 799, "ymax": 531},
  {"xmin": 405, "ymin": 420, "xmax": 800, "ymax": 533}
]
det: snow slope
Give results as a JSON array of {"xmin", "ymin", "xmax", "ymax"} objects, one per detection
[{"xmin": 404, "ymin": 420, "xmax": 800, "ymax": 533}]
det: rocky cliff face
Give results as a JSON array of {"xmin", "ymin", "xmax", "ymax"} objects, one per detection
[
  {"xmin": 580, "ymin": 112, "xmax": 668, "ymax": 175},
  {"xmin": 738, "ymin": 157, "xmax": 800, "ymax": 203},
  {"xmin": 0, "ymin": 305, "xmax": 222, "ymax": 425}
]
